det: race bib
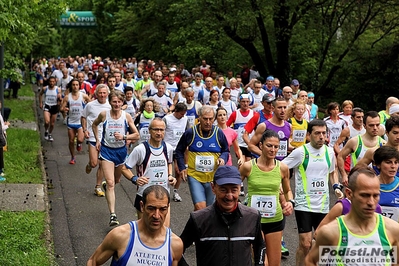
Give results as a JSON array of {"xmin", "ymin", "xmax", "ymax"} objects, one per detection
[
  {"xmin": 107, "ymin": 129, "xmax": 119, "ymax": 143},
  {"xmin": 149, "ymin": 169, "xmax": 168, "ymax": 186},
  {"xmin": 173, "ymin": 129, "xmax": 184, "ymax": 140},
  {"xmin": 195, "ymin": 155, "xmax": 215, "ymax": 172},
  {"xmin": 293, "ymin": 129, "xmax": 306, "ymax": 143},
  {"xmin": 251, "ymin": 195, "xmax": 277, "ymax": 218},
  {"xmin": 140, "ymin": 127, "xmax": 150, "ymax": 140},
  {"xmin": 306, "ymin": 178, "xmax": 327, "ymax": 195},
  {"xmin": 187, "ymin": 116, "xmax": 195, "ymax": 127},
  {"xmin": 276, "ymin": 140, "xmax": 287, "ymax": 158},
  {"xmin": 381, "ymin": 206, "xmax": 399, "ymax": 222}
]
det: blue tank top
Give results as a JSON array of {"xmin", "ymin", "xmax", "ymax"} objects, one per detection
[
  {"xmin": 186, "ymin": 102, "xmax": 198, "ymax": 118},
  {"xmin": 264, "ymin": 120, "xmax": 291, "ymax": 161},
  {"xmin": 310, "ymin": 104, "xmax": 318, "ymax": 121},
  {"xmin": 380, "ymin": 176, "xmax": 399, "ymax": 207},
  {"xmin": 111, "ymin": 221, "xmax": 172, "ymax": 266}
]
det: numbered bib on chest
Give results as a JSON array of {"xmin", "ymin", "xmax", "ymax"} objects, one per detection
[
  {"xmin": 173, "ymin": 129, "xmax": 184, "ymax": 140},
  {"xmin": 107, "ymin": 129, "xmax": 119, "ymax": 143},
  {"xmin": 140, "ymin": 127, "xmax": 150, "ymax": 140},
  {"xmin": 293, "ymin": 129, "xmax": 306, "ymax": 143},
  {"xmin": 276, "ymin": 140, "xmax": 287, "ymax": 158},
  {"xmin": 306, "ymin": 178, "xmax": 327, "ymax": 195},
  {"xmin": 187, "ymin": 116, "xmax": 195, "ymax": 127},
  {"xmin": 195, "ymin": 155, "xmax": 215, "ymax": 172},
  {"xmin": 381, "ymin": 206, "xmax": 399, "ymax": 222},
  {"xmin": 149, "ymin": 169, "xmax": 168, "ymax": 186},
  {"xmin": 251, "ymin": 195, "xmax": 277, "ymax": 218}
]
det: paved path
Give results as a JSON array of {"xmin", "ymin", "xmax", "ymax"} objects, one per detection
[{"xmin": 36, "ymin": 87, "xmax": 338, "ymax": 266}]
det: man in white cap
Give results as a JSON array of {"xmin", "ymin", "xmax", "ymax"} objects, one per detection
[{"xmin": 179, "ymin": 165, "xmax": 265, "ymax": 266}]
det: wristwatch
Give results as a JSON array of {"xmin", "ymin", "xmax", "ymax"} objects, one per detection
[{"xmin": 289, "ymin": 199, "xmax": 296, "ymax": 207}]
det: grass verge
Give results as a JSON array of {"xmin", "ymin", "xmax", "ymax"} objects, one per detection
[
  {"xmin": 5, "ymin": 83, "xmax": 35, "ymax": 122},
  {"xmin": 4, "ymin": 128, "xmax": 42, "ymax": 183},
  {"xmin": 0, "ymin": 211, "xmax": 51, "ymax": 265},
  {"xmin": 0, "ymin": 84, "xmax": 52, "ymax": 265}
]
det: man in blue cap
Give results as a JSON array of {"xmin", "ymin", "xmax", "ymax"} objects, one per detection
[
  {"xmin": 291, "ymin": 79, "xmax": 300, "ymax": 100},
  {"xmin": 179, "ymin": 165, "xmax": 265, "ymax": 266}
]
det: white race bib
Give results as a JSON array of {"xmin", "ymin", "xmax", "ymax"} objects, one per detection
[
  {"xmin": 306, "ymin": 177, "xmax": 327, "ymax": 195},
  {"xmin": 195, "ymin": 155, "xmax": 215, "ymax": 172},
  {"xmin": 276, "ymin": 140, "xmax": 287, "ymax": 157},
  {"xmin": 173, "ymin": 129, "xmax": 184, "ymax": 140},
  {"xmin": 187, "ymin": 116, "xmax": 195, "ymax": 127},
  {"xmin": 293, "ymin": 129, "xmax": 306, "ymax": 143},
  {"xmin": 251, "ymin": 195, "xmax": 277, "ymax": 218},
  {"xmin": 381, "ymin": 206, "xmax": 399, "ymax": 222},
  {"xmin": 140, "ymin": 127, "xmax": 150, "ymax": 140}
]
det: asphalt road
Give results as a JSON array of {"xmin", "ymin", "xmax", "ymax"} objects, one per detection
[{"xmin": 38, "ymin": 90, "xmax": 337, "ymax": 266}]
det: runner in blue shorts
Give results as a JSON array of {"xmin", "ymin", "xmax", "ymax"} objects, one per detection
[
  {"xmin": 92, "ymin": 90, "xmax": 139, "ymax": 227},
  {"xmin": 60, "ymin": 79, "xmax": 90, "ymax": 164}
]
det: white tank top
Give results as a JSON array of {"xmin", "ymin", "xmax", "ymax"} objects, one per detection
[
  {"xmin": 67, "ymin": 92, "xmax": 85, "ymax": 125},
  {"xmin": 137, "ymin": 143, "xmax": 170, "ymax": 196},
  {"xmin": 294, "ymin": 144, "xmax": 333, "ymax": 213},
  {"xmin": 125, "ymin": 99, "xmax": 138, "ymax": 118},
  {"xmin": 233, "ymin": 110, "xmax": 254, "ymax": 148},
  {"xmin": 349, "ymin": 125, "xmax": 366, "ymax": 139},
  {"xmin": 138, "ymin": 115, "xmax": 154, "ymax": 143},
  {"xmin": 102, "ymin": 111, "xmax": 127, "ymax": 148},
  {"xmin": 163, "ymin": 114, "xmax": 188, "ymax": 150},
  {"xmin": 115, "ymin": 221, "xmax": 172, "ymax": 266},
  {"xmin": 115, "ymin": 82, "xmax": 125, "ymax": 92},
  {"xmin": 44, "ymin": 86, "xmax": 59, "ymax": 106},
  {"xmin": 166, "ymin": 81, "xmax": 178, "ymax": 99}
]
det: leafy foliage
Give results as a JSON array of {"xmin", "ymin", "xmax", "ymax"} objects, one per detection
[
  {"xmin": 44, "ymin": 0, "xmax": 399, "ymax": 110},
  {"xmin": 0, "ymin": 0, "xmax": 68, "ymax": 80}
]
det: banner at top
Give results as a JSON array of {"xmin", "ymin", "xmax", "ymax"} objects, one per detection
[{"xmin": 59, "ymin": 11, "xmax": 96, "ymax": 28}]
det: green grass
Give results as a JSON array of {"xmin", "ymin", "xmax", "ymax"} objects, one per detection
[
  {"xmin": 4, "ymin": 128, "xmax": 42, "ymax": 183},
  {"xmin": 15, "ymin": 83, "xmax": 35, "ymax": 97},
  {"xmin": 0, "ymin": 211, "xmax": 51, "ymax": 265},
  {"xmin": 4, "ymin": 84, "xmax": 36, "ymax": 122},
  {"xmin": 5, "ymin": 99, "xmax": 35, "ymax": 122},
  {"xmin": 0, "ymin": 84, "xmax": 53, "ymax": 265}
]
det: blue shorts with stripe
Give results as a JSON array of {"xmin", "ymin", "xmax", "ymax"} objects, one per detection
[{"xmin": 99, "ymin": 145, "xmax": 127, "ymax": 167}]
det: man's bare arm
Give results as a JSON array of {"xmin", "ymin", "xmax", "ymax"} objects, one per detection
[
  {"xmin": 333, "ymin": 127, "xmax": 349, "ymax": 155},
  {"xmin": 337, "ymin": 138, "xmax": 356, "ymax": 185},
  {"xmin": 247, "ymin": 123, "xmax": 266, "ymax": 156}
]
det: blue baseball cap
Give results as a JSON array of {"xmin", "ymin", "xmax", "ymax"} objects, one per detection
[
  {"xmin": 213, "ymin": 166, "xmax": 241, "ymax": 185},
  {"xmin": 266, "ymin": 76, "xmax": 274, "ymax": 81},
  {"xmin": 291, "ymin": 79, "xmax": 300, "ymax": 86}
]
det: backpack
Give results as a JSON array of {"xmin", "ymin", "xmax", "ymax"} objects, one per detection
[{"xmin": 136, "ymin": 141, "xmax": 169, "ymax": 176}]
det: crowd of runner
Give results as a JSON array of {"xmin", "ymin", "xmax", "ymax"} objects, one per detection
[{"xmin": 34, "ymin": 55, "xmax": 399, "ymax": 266}]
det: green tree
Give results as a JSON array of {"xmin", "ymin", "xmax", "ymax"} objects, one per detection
[{"xmin": 0, "ymin": 0, "xmax": 68, "ymax": 79}]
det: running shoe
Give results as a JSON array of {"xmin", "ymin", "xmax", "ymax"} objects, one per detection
[
  {"xmin": 85, "ymin": 163, "xmax": 92, "ymax": 174},
  {"xmin": 173, "ymin": 192, "xmax": 182, "ymax": 202},
  {"xmin": 109, "ymin": 214, "xmax": 119, "ymax": 226},
  {"xmin": 47, "ymin": 134, "xmax": 54, "ymax": 142},
  {"xmin": 281, "ymin": 237, "xmax": 289, "ymax": 256},
  {"xmin": 69, "ymin": 157, "xmax": 76, "ymax": 165},
  {"xmin": 77, "ymin": 143, "xmax": 82, "ymax": 152},
  {"xmin": 94, "ymin": 186, "xmax": 105, "ymax": 197},
  {"xmin": 44, "ymin": 131, "xmax": 48, "ymax": 138},
  {"xmin": 0, "ymin": 176, "xmax": 5, "ymax": 182}
]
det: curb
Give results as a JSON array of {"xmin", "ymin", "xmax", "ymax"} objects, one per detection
[{"xmin": 33, "ymin": 84, "xmax": 56, "ymax": 265}]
